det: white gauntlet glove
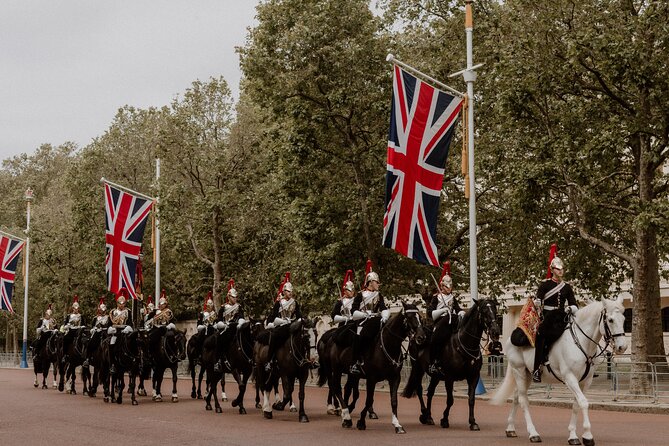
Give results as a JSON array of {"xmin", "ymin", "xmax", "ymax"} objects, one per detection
[
  {"xmin": 432, "ymin": 308, "xmax": 447, "ymax": 320},
  {"xmin": 566, "ymin": 305, "xmax": 578, "ymax": 315},
  {"xmin": 351, "ymin": 311, "xmax": 367, "ymax": 321},
  {"xmin": 333, "ymin": 315, "xmax": 349, "ymax": 324},
  {"xmin": 381, "ymin": 309, "xmax": 390, "ymax": 323}
]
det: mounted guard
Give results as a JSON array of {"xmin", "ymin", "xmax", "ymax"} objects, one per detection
[
  {"xmin": 264, "ymin": 272, "xmax": 303, "ymax": 371},
  {"xmin": 197, "ymin": 291, "xmax": 217, "ymax": 335},
  {"xmin": 349, "ymin": 259, "xmax": 388, "ymax": 375},
  {"xmin": 108, "ymin": 288, "xmax": 134, "ymax": 375},
  {"xmin": 426, "ymin": 261, "xmax": 464, "ymax": 375},
  {"xmin": 213, "ymin": 278, "xmax": 246, "ymax": 372},
  {"xmin": 532, "ymin": 244, "xmax": 578, "ymax": 382},
  {"xmin": 332, "ymin": 270, "xmax": 356, "ymax": 327},
  {"xmin": 84, "ymin": 297, "xmax": 110, "ymax": 368},
  {"xmin": 61, "ymin": 295, "xmax": 85, "ymax": 366}
]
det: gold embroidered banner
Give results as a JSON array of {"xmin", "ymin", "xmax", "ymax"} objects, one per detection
[{"xmin": 517, "ymin": 298, "xmax": 540, "ymax": 347}]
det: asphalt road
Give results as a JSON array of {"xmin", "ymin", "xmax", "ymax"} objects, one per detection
[{"xmin": 1, "ymin": 368, "xmax": 667, "ymax": 446}]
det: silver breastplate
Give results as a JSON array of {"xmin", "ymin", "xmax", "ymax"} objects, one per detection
[
  {"xmin": 436, "ymin": 293, "xmax": 454, "ymax": 311},
  {"xmin": 111, "ymin": 308, "xmax": 129, "ymax": 325},
  {"xmin": 361, "ymin": 291, "xmax": 379, "ymax": 311},
  {"xmin": 279, "ymin": 299, "xmax": 296, "ymax": 319},
  {"xmin": 69, "ymin": 313, "xmax": 82, "ymax": 326},
  {"xmin": 203, "ymin": 310, "xmax": 217, "ymax": 325},
  {"xmin": 95, "ymin": 315, "xmax": 109, "ymax": 327},
  {"xmin": 43, "ymin": 318, "xmax": 56, "ymax": 330},
  {"xmin": 341, "ymin": 298, "xmax": 353, "ymax": 317},
  {"xmin": 223, "ymin": 303, "xmax": 239, "ymax": 322}
]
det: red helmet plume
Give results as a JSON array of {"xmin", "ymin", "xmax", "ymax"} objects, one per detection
[
  {"xmin": 204, "ymin": 291, "xmax": 213, "ymax": 311},
  {"xmin": 276, "ymin": 271, "xmax": 291, "ymax": 301},
  {"xmin": 341, "ymin": 269, "xmax": 354, "ymax": 296},
  {"xmin": 546, "ymin": 243, "xmax": 558, "ymax": 279}
]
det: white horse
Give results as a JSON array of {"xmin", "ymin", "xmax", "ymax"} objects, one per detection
[{"xmin": 490, "ymin": 296, "xmax": 627, "ymax": 445}]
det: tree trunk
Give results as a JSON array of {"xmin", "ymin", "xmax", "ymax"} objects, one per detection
[
  {"xmin": 211, "ymin": 210, "xmax": 223, "ymax": 308},
  {"xmin": 629, "ymin": 132, "xmax": 666, "ymax": 394},
  {"xmin": 352, "ymin": 164, "xmax": 374, "ymax": 259}
]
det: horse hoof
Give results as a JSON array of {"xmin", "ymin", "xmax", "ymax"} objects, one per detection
[
  {"xmin": 66, "ymin": 389, "xmax": 71, "ymax": 394},
  {"xmin": 440, "ymin": 419, "xmax": 449, "ymax": 429},
  {"xmin": 506, "ymin": 430, "xmax": 517, "ymax": 438},
  {"xmin": 197, "ymin": 395, "xmax": 203, "ymax": 400},
  {"xmin": 206, "ymin": 404, "xmax": 212, "ymax": 411},
  {"xmin": 239, "ymin": 407, "xmax": 247, "ymax": 414},
  {"xmin": 568, "ymin": 439, "xmax": 582, "ymax": 445},
  {"xmin": 42, "ymin": 384, "xmax": 47, "ymax": 389},
  {"xmin": 172, "ymin": 397, "xmax": 178, "ymax": 403},
  {"xmin": 222, "ymin": 397, "xmax": 228, "ymax": 402},
  {"xmin": 327, "ymin": 408, "xmax": 336, "ymax": 415},
  {"xmin": 300, "ymin": 415, "xmax": 309, "ymax": 423},
  {"xmin": 58, "ymin": 385, "xmax": 64, "ymax": 392},
  {"xmin": 290, "ymin": 406, "xmax": 298, "ymax": 413},
  {"xmin": 138, "ymin": 389, "xmax": 147, "ymax": 397},
  {"xmin": 356, "ymin": 420, "xmax": 366, "ymax": 430},
  {"xmin": 231, "ymin": 399, "xmax": 239, "ymax": 408},
  {"xmin": 395, "ymin": 426, "xmax": 406, "ymax": 434},
  {"xmin": 335, "ymin": 408, "xmax": 341, "ymax": 416},
  {"xmin": 83, "ymin": 391, "xmax": 88, "ymax": 396},
  {"xmin": 470, "ymin": 423, "xmax": 480, "ymax": 431},
  {"xmin": 256, "ymin": 402, "xmax": 262, "ymax": 409},
  {"xmin": 154, "ymin": 396, "xmax": 162, "ymax": 402},
  {"xmin": 215, "ymin": 407, "xmax": 222, "ymax": 413},
  {"xmin": 342, "ymin": 419, "xmax": 352, "ymax": 428},
  {"xmin": 104, "ymin": 397, "xmax": 109, "ymax": 403},
  {"xmin": 272, "ymin": 402, "xmax": 284, "ymax": 411},
  {"xmin": 191, "ymin": 391, "xmax": 197, "ymax": 399},
  {"xmin": 530, "ymin": 436, "xmax": 542, "ymax": 443},
  {"xmin": 34, "ymin": 382, "xmax": 39, "ymax": 388},
  {"xmin": 263, "ymin": 411, "xmax": 273, "ymax": 419},
  {"xmin": 116, "ymin": 399, "xmax": 123, "ymax": 405},
  {"xmin": 132, "ymin": 400, "xmax": 139, "ymax": 406},
  {"xmin": 582, "ymin": 438, "xmax": 594, "ymax": 446},
  {"xmin": 368, "ymin": 411, "xmax": 378, "ymax": 420},
  {"xmin": 71, "ymin": 390, "xmax": 77, "ymax": 395}
]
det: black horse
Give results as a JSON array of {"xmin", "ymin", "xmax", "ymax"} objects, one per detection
[
  {"xmin": 325, "ymin": 302, "xmax": 425, "ymax": 433},
  {"xmin": 58, "ymin": 327, "xmax": 90, "ymax": 395},
  {"xmin": 254, "ymin": 318, "xmax": 318, "ymax": 422},
  {"xmin": 402, "ymin": 298, "xmax": 500, "ymax": 430},
  {"xmin": 32, "ymin": 330, "xmax": 62, "ymax": 389},
  {"xmin": 99, "ymin": 329, "xmax": 144, "ymax": 405},
  {"xmin": 203, "ymin": 321, "xmax": 260, "ymax": 414},
  {"xmin": 187, "ymin": 333, "xmax": 207, "ymax": 399},
  {"xmin": 84, "ymin": 330, "xmax": 108, "ymax": 398},
  {"xmin": 147, "ymin": 327, "xmax": 186, "ymax": 402}
]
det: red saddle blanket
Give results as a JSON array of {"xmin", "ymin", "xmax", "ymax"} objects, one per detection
[{"xmin": 517, "ymin": 298, "xmax": 540, "ymax": 347}]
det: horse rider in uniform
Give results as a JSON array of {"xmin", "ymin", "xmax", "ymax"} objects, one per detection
[
  {"xmin": 349, "ymin": 260, "xmax": 388, "ymax": 375},
  {"xmin": 145, "ymin": 289, "xmax": 176, "ymax": 361},
  {"xmin": 264, "ymin": 272, "xmax": 303, "ymax": 371},
  {"xmin": 143, "ymin": 295, "xmax": 155, "ymax": 327},
  {"xmin": 83, "ymin": 297, "xmax": 110, "ymax": 368},
  {"xmin": 427, "ymin": 261, "xmax": 464, "ymax": 375},
  {"xmin": 213, "ymin": 279, "xmax": 247, "ymax": 372},
  {"xmin": 33, "ymin": 304, "xmax": 57, "ymax": 354},
  {"xmin": 61, "ymin": 295, "xmax": 85, "ymax": 365},
  {"xmin": 332, "ymin": 270, "xmax": 356, "ymax": 328},
  {"xmin": 108, "ymin": 288, "xmax": 134, "ymax": 374},
  {"xmin": 532, "ymin": 246, "xmax": 578, "ymax": 383},
  {"xmin": 196, "ymin": 291, "xmax": 217, "ymax": 336}
]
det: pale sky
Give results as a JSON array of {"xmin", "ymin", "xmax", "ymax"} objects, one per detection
[{"xmin": 0, "ymin": 0, "xmax": 260, "ymax": 159}]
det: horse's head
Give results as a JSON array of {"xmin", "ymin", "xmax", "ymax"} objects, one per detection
[
  {"xmin": 478, "ymin": 298, "xmax": 500, "ymax": 338},
  {"xmin": 401, "ymin": 301, "xmax": 426, "ymax": 345},
  {"xmin": 601, "ymin": 295, "xmax": 627, "ymax": 355}
]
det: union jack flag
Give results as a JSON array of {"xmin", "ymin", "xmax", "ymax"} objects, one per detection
[
  {"xmin": 383, "ymin": 65, "xmax": 463, "ymax": 266},
  {"xmin": 104, "ymin": 182, "xmax": 153, "ymax": 300},
  {"xmin": 0, "ymin": 235, "xmax": 25, "ymax": 313}
]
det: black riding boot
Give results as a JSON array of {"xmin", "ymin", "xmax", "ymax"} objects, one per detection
[
  {"xmin": 532, "ymin": 333, "xmax": 545, "ymax": 383},
  {"xmin": 349, "ymin": 334, "xmax": 362, "ymax": 375}
]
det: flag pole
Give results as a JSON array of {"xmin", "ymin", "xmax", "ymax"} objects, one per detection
[
  {"xmin": 464, "ymin": 0, "xmax": 479, "ymax": 301},
  {"xmin": 100, "ymin": 177, "xmax": 155, "ymax": 201},
  {"xmin": 386, "ymin": 54, "xmax": 465, "ymax": 98},
  {"xmin": 154, "ymin": 158, "xmax": 161, "ymax": 301},
  {"xmin": 20, "ymin": 188, "xmax": 33, "ymax": 368}
]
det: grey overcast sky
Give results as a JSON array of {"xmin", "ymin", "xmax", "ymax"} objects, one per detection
[{"xmin": 0, "ymin": 0, "xmax": 260, "ymax": 160}]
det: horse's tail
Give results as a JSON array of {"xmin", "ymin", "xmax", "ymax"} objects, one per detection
[
  {"xmin": 489, "ymin": 362, "xmax": 515, "ymax": 405},
  {"xmin": 316, "ymin": 359, "xmax": 328, "ymax": 387},
  {"xmin": 401, "ymin": 360, "xmax": 424, "ymax": 398}
]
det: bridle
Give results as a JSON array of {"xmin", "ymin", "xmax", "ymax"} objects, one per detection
[
  {"xmin": 456, "ymin": 300, "xmax": 498, "ymax": 361},
  {"xmin": 380, "ymin": 306, "xmax": 421, "ymax": 368}
]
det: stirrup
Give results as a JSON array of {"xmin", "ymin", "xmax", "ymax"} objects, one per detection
[
  {"xmin": 428, "ymin": 362, "xmax": 442, "ymax": 375},
  {"xmin": 110, "ymin": 365, "xmax": 116, "ymax": 375},
  {"xmin": 82, "ymin": 360, "xmax": 89, "ymax": 368},
  {"xmin": 264, "ymin": 361, "xmax": 273, "ymax": 372},
  {"xmin": 349, "ymin": 362, "xmax": 362, "ymax": 375},
  {"xmin": 213, "ymin": 360, "xmax": 222, "ymax": 373},
  {"xmin": 532, "ymin": 369, "xmax": 542, "ymax": 383}
]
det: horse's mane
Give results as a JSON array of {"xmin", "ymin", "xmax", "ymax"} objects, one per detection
[
  {"xmin": 460, "ymin": 299, "xmax": 480, "ymax": 326},
  {"xmin": 573, "ymin": 299, "xmax": 604, "ymax": 323}
]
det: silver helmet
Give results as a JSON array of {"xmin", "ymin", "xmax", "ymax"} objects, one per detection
[
  {"xmin": 440, "ymin": 274, "xmax": 453, "ymax": 288},
  {"xmin": 282, "ymin": 281, "xmax": 294, "ymax": 293},
  {"xmin": 343, "ymin": 280, "xmax": 355, "ymax": 292},
  {"xmin": 550, "ymin": 256, "xmax": 564, "ymax": 270},
  {"xmin": 366, "ymin": 271, "xmax": 380, "ymax": 284}
]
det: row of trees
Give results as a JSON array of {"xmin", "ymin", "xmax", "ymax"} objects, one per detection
[{"xmin": 1, "ymin": 1, "xmax": 667, "ymax": 388}]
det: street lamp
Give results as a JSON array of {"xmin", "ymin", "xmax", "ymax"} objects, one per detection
[{"xmin": 20, "ymin": 187, "xmax": 33, "ymax": 368}]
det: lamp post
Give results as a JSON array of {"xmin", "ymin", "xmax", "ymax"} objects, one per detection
[{"xmin": 20, "ymin": 187, "xmax": 33, "ymax": 368}]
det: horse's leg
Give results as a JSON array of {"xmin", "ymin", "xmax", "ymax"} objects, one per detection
[
  {"xmin": 197, "ymin": 365, "xmax": 205, "ymax": 399},
  {"xmin": 565, "ymin": 374, "xmax": 593, "ymax": 445},
  {"xmin": 505, "ymin": 389, "xmax": 519, "ymax": 437},
  {"xmin": 356, "ymin": 379, "xmax": 375, "ymax": 430},
  {"xmin": 154, "ymin": 367, "xmax": 163, "ymax": 402},
  {"xmin": 204, "ymin": 370, "xmax": 214, "ymax": 411},
  {"xmin": 417, "ymin": 378, "xmax": 433, "ymax": 425},
  {"xmin": 211, "ymin": 373, "xmax": 222, "ymax": 413},
  {"xmin": 440, "ymin": 379, "xmax": 454, "ymax": 428},
  {"xmin": 231, "ymin": 369, "xmax": 248, "ymax": 414},
  {"xmin": 190, "ymin": 361, "xmax": 197, "ymax": 398},
  {"xmin": 171, "ymin": 365, "xmax": 179, "ymax": 402},
  {"xmin": 466, "ymin": 375, "xmax": 480, "ymax": 431},
  {"xmin": 52, "ymin": 361, "xmax": 58, "ymax": 389},
  {"xmin": 117, "ymin": 374, "xmax": 125, "ymax": 404},
  {"xmin": 221, "ymin": 373, "xmax": 228, "ymax": 401},
  {"xmin": 69, "ymin": 365, "xmax": 77, "ymax": 395},
  {"xmin": 338, "ymin": 374, "xmax": 353, "ymax": 428},
  {"xmin": 515, "ymin": 369, "xmax": 541, "ymax": 441},
  {"xmin": 389, "ymin": 376, "xmax": 405, "ymax": 434},
  {"xmin": 130, "ymin": 370, "xmax": 138, "ymax": 406},
  {"xmin": 298, "ymin": 372, "xmax": 309, "ymax": 423},
  {"xmin": 568, "ymin": 399, "xmax": 581, "ymax": 445},
  {"xmin": 425, "ymin": 376, "xmax": 439, "ymax": 426}
]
